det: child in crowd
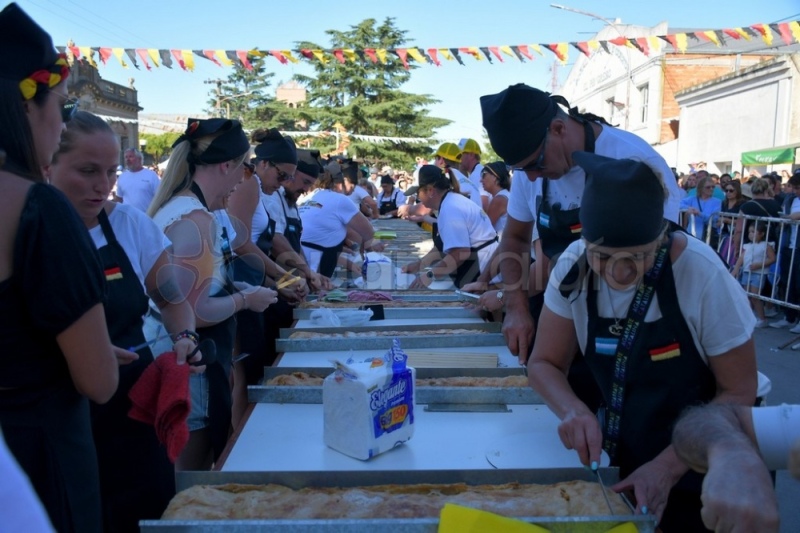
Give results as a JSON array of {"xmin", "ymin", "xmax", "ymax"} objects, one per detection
[{"xmin": 732, "ymin": 222, "xmax": 776, "ymax": 328}]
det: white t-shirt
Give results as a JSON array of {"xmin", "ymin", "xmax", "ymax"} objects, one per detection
[
  {"xmin": 269, "ymin": 187, "xmax": 296, "ymax": 235},
  {"xmin": 452, "ymin": 168, "xmax": 483, "ymax": 210},
  {"xmin": 545, "ymin": 235, "xmax": 756, "ymax": 363},
  {"xmin": 349, "ymin": 185, "xmax": 372, "ymax": 205},
  {"xmin": 248, "ymin": 176, "xmax": 279, "ymax": 245},
  {"xmin": 741, "ymin": 241, "xmax": 772, "ymax": 274},
  {"xmin": 117, "ymin": 168, "xmax": 160, "ymax": 212},
  {"xmin": 491, "ymin": 189, "xmax": 511, "ymax": 235},
  {"xmin": 88, "ymin": 203, "xmax": 170, "ymax": 292},
  {"xmin": 468, "ymin": 163, "xmax": 490, "ymax": 198},
  {"xmin": 376, "ymin": 188, "xmax": 404, "ymax": 208},
  {"xmin": 752, "ymin": 404, "xmax": 800, "ymax": 470},
  {"xmin": 299, "ymin": 189, "xmax": 359, "ymax": 271},
  {"xmin": 437, "ymin": 191, "xmax": 499, "ymax": 274},
  {"xmin": 507, "ymin": 126, "xmax": 681, "ymax": 227}
]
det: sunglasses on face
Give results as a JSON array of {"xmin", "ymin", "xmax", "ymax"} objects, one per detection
[
  {"xmin": 269, "ymin": 161, "xmax": 294, "ymax": 182},
  {"xmin": 61, "ymin": 96, "xmax": 79, "ymax": 123},
  {"xmin": 512, "ymin": 134, "xmax": 548, "ymax": 173},
  {"xmin": 725, "ymin": 188, "xmax": 735, "ymax": 193}
]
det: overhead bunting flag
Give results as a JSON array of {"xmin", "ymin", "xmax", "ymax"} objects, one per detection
[{"xmin": 62, "ymin": 18, "xmax": 800, "ymax": 73}]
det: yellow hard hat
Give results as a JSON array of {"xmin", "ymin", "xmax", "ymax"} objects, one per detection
[
  {"xmin": 434, "ymin": 142, "xmax": 462, "ymax": 162},
  {"xmin": 458, "ymin": 138, "xmax": 482, "ymax": 155}
]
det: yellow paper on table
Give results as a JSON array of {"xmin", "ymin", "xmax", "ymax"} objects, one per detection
[
  {"xmin": 605, "ymin": 523, "xmax": 638, "ymax": 533},
  {"xmin": 438, "ymin": 503, "xmax": 550, "ymax": 533}
]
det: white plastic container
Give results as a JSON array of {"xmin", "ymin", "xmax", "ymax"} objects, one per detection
[
  {"xmin": 361, "ymin": 252, "xmax": 395, "ymax": 290},
  {"xmin": 323, "ymin": 341, "xmax": 415, "ymax": 460}
]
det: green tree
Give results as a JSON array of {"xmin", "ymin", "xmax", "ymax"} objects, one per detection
[
  {"xmin": 140, "ymin": 132, "xmax": 180, "ymax": 164},
  {"xmin": 292, "ymin": 17, "xmax": 450, "ymax": 169},
  {"xmin": 205, "ymin": 57, "xmax": 274, "ymax": 123}
]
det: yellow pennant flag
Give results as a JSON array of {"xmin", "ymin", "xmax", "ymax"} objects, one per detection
[
  {"xmin": 587, "ymin": 40, "xmax": 600, "ymax": 52},
  {"xmin": 790, "ymin": 21, "xmax": 800, "ymax": 43},
  {"xmin": 733, "ymin": 27, "xmax": 751, "ymax": 40},
  {"xmin": 500, "ymin": 45, "xmax": 515, "ymax": 58},
  {"xmin": 376, "ymin": 49, "xmax": 388, "ymax": 63},
  {"xmin": 215, "ymin": 50, "xmax": 233, "ymax": 66},
  {"xmin": 147, "ymin": 48, "xmax": 160, "ymax": 67},
  {"xmin": 530, "ymin": 44, "xmax": 543, "ymax": 56},
  {"xmin": 281, "ymin": 50, "xmax": 299, "ymax": 63},
  {"xmin": 181, "ymin": 50, "xmax": 195, "ymax": 71},
  {"xmin": 78, "ymin": 47, "xmax": 97, "ymax": 68},
  {"xmin": 703, "ymin": 30, "xmax": 721, "ymax": 47},
  {"xmin": 406, "ymin": 47, "xmax": 426, "ymax": 63},
  {"xmin": 646, "ymin": 36, "xmax": 661, "ymax": 53},
  {"xmin": 343, "ymin": 49, "xmax": 357, "ymax": 62},
  {"xmin": 466, "ymin": 46, "xmax": 482, "ymax": 60},
  {"xmin": 311, "ymin": 49, "xmax": 327, "ymax": 64},
  {"xmin": 249, "ymin": 49, "xmax": 267, "ymax": 57},
  {"xmin": 439, "ymin": 48, "xmax": 454, "ymax": 61},
  {"xmin": 112, "ymin": 48, "xmax": 128, "ymax": 68},
  {"xmin": 676, "ymin": 33, "xmax": 688, "ymax": 53}
]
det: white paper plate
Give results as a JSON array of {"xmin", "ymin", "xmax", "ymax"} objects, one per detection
[{"xmin": 485, "ymin": 430, "xmax": 610, "ymax": 469}]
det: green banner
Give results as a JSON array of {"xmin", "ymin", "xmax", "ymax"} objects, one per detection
[{"xmin": 741, "ymin": 146, "xmax": 796, "ymax": 165}]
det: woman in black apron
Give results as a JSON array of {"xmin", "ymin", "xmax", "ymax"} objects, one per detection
[
  {"xmin": 148, "ymin": 118, "xmax": 279, "ymax": 470},
  {"xmin": 0, "ymin": 8, "xmax": 118, "ymax": 531},
  {"xmin": 377, "ymin": 174, "xmax": 403, "ymax": 217},
  {"xmin": 402, "ymin": 165, "xmax": 498, "ymax": 289},
  {"xmin": 47, "ymin": 111, "xmax": 203, "ymax": 532},
  {"xmin": 529, "ymin": 153, "xmax": 757, "ymax": 531}
]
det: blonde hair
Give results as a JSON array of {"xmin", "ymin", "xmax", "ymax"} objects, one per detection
[{"xmin": 147, "ymin": 134, "xmax": 247, "ymax": 216}]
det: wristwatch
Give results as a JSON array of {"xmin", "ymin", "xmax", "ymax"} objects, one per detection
[
  {"xmin": 425, "ymin": 269, "xmax": 434, "ymax": 279},
  {"xmin": 496, "ymin": 290, "xmax": 504, "ymax": 304}
]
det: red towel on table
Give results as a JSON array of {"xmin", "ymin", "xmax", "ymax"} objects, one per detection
[{"xmin": 128, "ymin": 351, "xmax": 191, "ymax": 462}]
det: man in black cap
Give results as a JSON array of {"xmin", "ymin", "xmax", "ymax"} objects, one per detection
[
  {"xmin": 478, "ymin": 83, "xmax": 683, "ymax": 361},
  {"xmin": 528, "ymin": 152, "xmax": 756, "ymax": 531}
]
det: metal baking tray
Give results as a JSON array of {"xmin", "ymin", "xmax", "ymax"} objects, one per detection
[
  {"xmin": 279, "ymin": 321, "xmax": 500, "ymax": 338},
  {"xmin": 140, "ymin": 468, "xmax": 656, "ymax": 532},
  {"xmin": 293, "ymin": 306, "xmax": 480, "ymax": 320},
  {"xmin": 305, "ymin": 292, "xmax": 463, "ymax": 303},
  {"xmin": 276, "ymin": 331, "xmax": 504, "ymax": 353},
  {"xmin": 251, "ymin": 367, "xmax": 540, "ymax": 405}
]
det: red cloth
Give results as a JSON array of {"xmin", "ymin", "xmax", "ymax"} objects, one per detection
[{"xmin": 128, "ymin": 352, "xmax": 191, "ymax": 462}]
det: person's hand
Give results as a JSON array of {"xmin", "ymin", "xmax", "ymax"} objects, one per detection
[
  {"xmin": 478, "ymin": 290, "xmax": 504, "ymax": 313},
  {"xmin": 397, "ymin": 204, "xmax": 411, "ymax": 218},
  {"xmin": 408, "ymin": 272, "xmax": 429, "ymax": 290},
  {"xmin": 370, "ymin": 241, "xmax": 387, "ymax": 253},
  {"xmin": 278, "ymin": 286, "xmax": 301, "ymax": 305},
  {"xmin": 402, "ymin": 261, "xmax": 421, "ymax": 274},
  {"xmin": 308, "ymin": 272, "xmax": 332, "ymax": 292},
  {"xmin": 731, "ymin": 267, "xmax": 740, "ymax": 277},
  {"xmin": 173, "ymin": 337, "xmax": 205, "ymax": 374},
  {"xmin": 557, "ymin": 409, "xmax": 603, "ymax": 469},
  {"xmin": 501, "ymin": 302, "xmax": 535, "ymax": 364},
  {"xmin": 695, "ymin": 449, "xmax": 779, "ymax": 533},
  {"xmin": 460, "ymin": 280, "xmax": 488, "ymax": 294},
  {"xmin": 611, "ymin": 454, "xmax": 685, "ymax": 521},
  {"xmin": 686, "ymin": 207, "xmax": 700, "ymax": 216},
  {"xmin": 112, "ymin": 345, "xmax": 139, "ymax": 366},
  {"xmin": 245, "ymin": 286, "xmax": 279, "ymax": 312}
]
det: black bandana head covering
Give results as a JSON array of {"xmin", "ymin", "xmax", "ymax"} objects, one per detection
[
  {"xmin": 404, "ymin": 165, "xmax": 449, "ymax": 196},
  {"xmin": 253, "ymin": 128, "xmax": 297, "ymax": 165},
  {"xmin": 173, "ymin": 118, "xmax": 250, "ymax": 167},
  {"xmin": 295, "ymin": 148, "xmax": 322, "ymax": 178},
  {"xmin": 0, "ymin": 3, "xmax": 70, "ymax": 100},
  {"xmin": 480, "ymin": 83, "xmax": 556, "ymax": 166},
  {"xmin": 380, "ymin": 174, "xmax": 393, "ymax": 185},
  {"xmin": 575, "ymin": 152, "xmax": 665, "ymax": 247}
]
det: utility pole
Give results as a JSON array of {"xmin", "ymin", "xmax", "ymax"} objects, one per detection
[{"xmin": 204, "ymin": 78, "xmax": 224, "ymax": 117}]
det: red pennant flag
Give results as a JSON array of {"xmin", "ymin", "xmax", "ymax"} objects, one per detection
[
  {"xmin": 545, "ymin": 43, "xmax": 567, "ymax": 62},
  {"xmin": 661, "ymin": 34, "xmax": 679, "ymax": 51},
  {"xmin": 98, "ymin": 48, "xmax": 112, "ymax": 64},
  {"xmin": 427, "ymin": 48, "xmax": 441, "ymax": 66},
  {"xmin": 777, "ymin": 22, "xmax": 793, "ymax": 45},
  {"xmin": 136, "ymin": 49, "xmax": 152, "ymax": 70},
  {"xmin": 751, "ymin": 23, "xmax": 769, "ymax": 37},
  {"xmin": 458, "ymin": 47, "xmax": 481, "ymax": 60},
  {"xmin": 236, "ymin": 50, "xmax": 253, "ymax": 70},
  {"xmin": 332, "ymin": 49, "xmax": 346, "ymax": 64},
  {"xmin": 488, "ymin": 46, "xmax": 504, "ymax": 62},
  {"xmin": 635, "ymin": 37, "xmax": 650, "ymax": 56},
  {"xmin": 171, "ymin": 50, "xmax": 186, "ymax": 70},
  {"xmin": 694, "ymin": 31, "xmax": 711, "ymax": 43},
  {"xmin": 395, "ymin": 48, "xmax": 409, "ymax": 69},
  {"xmin": 723, "ymin": 29, "xmax": 742, "ymax": 40},
  {"xmin": 574, "ymin": 42, "xmax": 590, "ymax": 57},
  {"xmin": 516, "ymin": 45, "xmax": 534, "ymax": 60},
  {"xmin": 364, "ymin": 48, "xmax": 378, "ymax": 63},
  {"xmin": 270, "ymin": 50, "xmax": 288, "ymax": 64},
  {"xmin": 68, "ymin": 45, "xmax": 81, "ymax": 59},
  {"xmin": 609, "ymin": 36, "xmax": 628, "ymax": 46},
  {"xmin": 300, "ymin": 49, "xmax": 314, "ymax": 60},
  {"xmin": 201, "ymin": 50, "xmax": 221, "ymax": 66}
]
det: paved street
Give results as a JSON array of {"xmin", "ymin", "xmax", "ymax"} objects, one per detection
[{"xmin": 752, "ymin": 325, "xmax": 800, "ymax": 532}]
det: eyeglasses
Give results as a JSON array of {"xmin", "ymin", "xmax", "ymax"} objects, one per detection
[
  {"xmin": 725, "ymin": 188, "xmax": 735, "ymax": 193},
  {"xmin": 61, "ymin": 96, "xmax": 79, "ymax": 123},
  {"xmin": 269, "ymin": 161, "xmax": 294, "ymax": 182},
  {"xmin": 512, "ymin": 134, "xmax": 548, "ymax": 173}
]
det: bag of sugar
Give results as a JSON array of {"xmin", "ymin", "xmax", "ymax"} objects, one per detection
[{"xmin": 323, "ymin": 340, "xmax": 415, "ymax": 460}]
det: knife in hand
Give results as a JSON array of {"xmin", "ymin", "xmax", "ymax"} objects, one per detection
[{"xmin": 593, "ymin": 464, "xmax": 615, "ymax": 515}]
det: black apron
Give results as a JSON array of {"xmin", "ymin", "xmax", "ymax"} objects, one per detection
[
  {"xmin": 378, "ymin": 189, "xmax": 399, "ymax": 215},
  {"xmin": 431, "ymin": 191, "xmax": 498, "ymax": 289},
  {"xmin": 279, "ymin": 192, "xmax": 304, "ymax": 255},
  {"xmin": 584, "ymin": 244, "xmax": 715, "ymax": 532},
  {"xmin": 190, "ymin": 183, "xmax": 237, "ymax": 461},
  {"xmin": 233, "ymin": 195, "xmax": 275, "ymax": 287},
  {"xmin": 301, "ymin": 240, "xmax": 345, "ymax": 278},
  {"xmin": 91, "ymin": 208, "xmax": 174, "ymax": 533}
]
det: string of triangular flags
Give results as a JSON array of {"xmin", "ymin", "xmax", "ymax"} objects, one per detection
[{"xmin": 59, "ymin": 20, "xmax": 800, "ymax": 71}]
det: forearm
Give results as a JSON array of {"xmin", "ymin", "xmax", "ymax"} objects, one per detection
[
  {"xmin": 272, "ymin": 234, "xmax": 314, "ymax": 279},
  {"xmin": 672, "ymin": 403, "xmax": 756, "ymax": 473},
  {"xmin": 528, "ymin": 360, "xmax": 589, "ymax": 421},
  {"xmin": 498, "ymin": 234, "xmax": 531, "ymax": 293},
  {"xmin": 193, "ymin": 289, "xmax": 244, "ymax": 328},
  {"xmin": 157, "ymin": 300, "xmax": 196, "ymax": 336}
]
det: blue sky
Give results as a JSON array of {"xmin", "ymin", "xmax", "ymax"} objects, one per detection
[{"xmin": 16, "ymin": 0, "xmax": 800, "ymax": 143}]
